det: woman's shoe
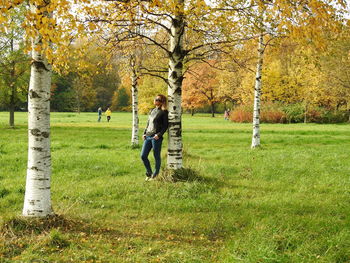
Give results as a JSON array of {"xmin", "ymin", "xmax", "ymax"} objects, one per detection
[{"xmin": 148, "ymin": 174, "xmax": 158, "ymax": 181}]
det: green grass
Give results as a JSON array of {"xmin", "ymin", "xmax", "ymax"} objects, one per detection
[{"xmin": 0, "ymin": 112, "xmax": 349, "ymax": 262}]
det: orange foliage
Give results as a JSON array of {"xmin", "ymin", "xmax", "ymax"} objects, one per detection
[
  {"xmin": 182, "ymin": 61, "xmax": 220, "ymax": 110},
  {"xmin": 230, "ymin": 104, "xmax": 287, "ymax": 123},
  {"xmin": 230, "ymin": 109, "xmax": 252, "ymax": 123}
]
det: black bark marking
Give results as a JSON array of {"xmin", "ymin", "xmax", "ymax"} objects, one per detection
[
  {"xmin": 32, "ymin": 60, "xmax": 50, "ymax": 71},
  {"xmin": 31, "ymin": 129, "xmax": 41, "ymax": 136},
  {"xmin": 168, "ymin": 149, "xmax": 181, "ymax": 153},
  {"xmin": 32, "ymin": 147, "xmax": 43, "ymax": 151},
  {"xmin": 30, "ymin": 166, "xmax": 39, "ymax": 171},
  {"xmin": 42, "ymin": 132, "xmax": 50, "ymax": 138},
  {"xmin": 31, "ymin": 178, "xmax": 49, "ymax": 181},
  {"xmin": 169, "ymin": 121, "xmax": 181, "ymax": 126},
  {"xmin": 175, "ymin": 86, "xmax": 182, "ymax": 95},
  {"xmin": 174, "ymin": 45, "xmax": 182, "ymax": 55},
  {"xmin": 30, "ymin": 129, "xmax": 49, "ymax": 138},
  {"xmin": 173, "ymin": 18, "xmax": 181, "ymax": 28},
  {"xmin": 175, "ymin": 62, "xmax": 183, "ymax": 69},
  {"xmin": 176, "ymin": 129, "xmax": 182, "ymax": 137},
  {"xmin": 175, "ymin": 76, "xmax": 184, "ymax": 86},
  {"xmin": 171, "ymin": 71, "xmax": 178, "ymax": 79},
  {"xmin": 29, "ymin": 90, "xmax": 41, "ymax": 99}
]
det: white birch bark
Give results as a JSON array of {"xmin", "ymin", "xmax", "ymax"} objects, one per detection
[
  {"xmin": 130, "ymin": 55, "xmax": 139, "ymax": 146},
  {"xmin": 167, "ymin": 0, "xmax": 185, "ymax": 169},
  {"xmin": 251, "ymin": 33, "xmax": 264, "ymax": 148},
  {"xmin": 23, "ymin": 3, "xmax": 53, "ymax": 217}
]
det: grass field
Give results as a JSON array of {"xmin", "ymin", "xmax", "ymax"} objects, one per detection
[{"xmin": 0, "ymin": 112, "xmax": 349, "ymax": 263}]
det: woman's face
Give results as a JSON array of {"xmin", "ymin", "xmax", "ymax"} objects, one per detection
[{"xmin": 154, "ymin": 96, "xmax": 162, "ymax": 106}]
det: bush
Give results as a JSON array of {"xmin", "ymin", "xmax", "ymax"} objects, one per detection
[
  {"xmin": 306, "ymin": 108, "xmax": 322, "ymax": 123},
  {"xmin": 305, "ymin": 107, "xmax": 347, "ymax": 124},
  {"xmin": 229, "ymin": 104, "xmax": 252, "ymax": 123},
  {"xmin": 282, "ymin": 103, "xmax": 305, "ymax": 123},
  {"xmin": 230, "ymin": 108, "xmax": 252, "ymax": 123},
  {"xmin": 260, "ymin": 111, "xmax": 286, "ymax": 123},
  {"xmin": 230, "ymin": 103, "xmax": 286, "ymax": 123},
  {"xmin": 230, "ymin": 103, "xmax": 348, "ymax": 124},
  {"xmin": 318, "ymin": 110, "xmax": 348, "ymax": 124}
]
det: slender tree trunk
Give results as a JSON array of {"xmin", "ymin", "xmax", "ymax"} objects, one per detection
[
  {"xmin": 9, "ymin": 85, "xmax": 15, "ymax": 128},
  {"xmin": 304, "ymin": 102, "xmax": 308, "ymax": 123},
  {"xmin": 9, "ymin": 37, "xmax": 15, "ymax": 128},
  {"xmin": 130, "ymin": 55, "xmax": 139, "ymax": 146},
  {"xmin": 211, "ymin": 102, "xmax": 215, "ymax": 117},
  {"xmin": 23, "ymin": 3, "xmax": 53, "ymax": 217},
  {"xmin": 251, "ymin": 33, "xmax": 264, "ymax": 149},
  {"xmin": 191, "ymin": 108, "xmax": 194, "ymax": 116},
  {"xmin": 76, "ymin": 91, "xmax": 81, "ymax": 114},
  {"xmin": 167, "ymin": 0, "xmax": 185, "ymax": 170}
]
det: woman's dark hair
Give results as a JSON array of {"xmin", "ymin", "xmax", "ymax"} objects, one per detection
[{"xmin": 157, "ymin": 94, "xmax": 167, "ymax": 110}]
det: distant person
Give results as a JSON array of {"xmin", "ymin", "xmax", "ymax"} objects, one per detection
[
  {"xmin": 224, "ymin": 110, "xmax": 229, "ymax": 120},
  {"xmin": 141, "ymin": 94, "xmax": 168, "ymax": 181},
  {"xmin": 224, "ymin": 109, "xmax": 231, "ymax": 120},
  {"xmin": 97, "ymin": 107, "xmax": 102, "ymax": 122},
  {"xmin": 105, "ymin": 108, "xmax": 112, "ymax": 122}
]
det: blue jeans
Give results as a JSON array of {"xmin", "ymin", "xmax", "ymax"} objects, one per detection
[{"xmin": 141, "ymin": 136, "xmax": 163, "ymax": 177}]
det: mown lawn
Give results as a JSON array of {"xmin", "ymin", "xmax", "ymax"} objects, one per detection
[{"xmin": 0, "ymin": 112, "xmax": 349, "ymax": 263}]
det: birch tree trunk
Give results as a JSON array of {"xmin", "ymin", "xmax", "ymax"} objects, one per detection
[
  {"xmin": 9, "ymin": 83, "xmax": 15, "ymax": 128},
  {"xmin": 251, "ymin": 33, "xmax": 264, "ymax": 149},
  {"xmin": 130, "ymin": 55, "xmax": 139, "ymax": 146},
  {"xmin": 167, "ymin": 0, "xmax": 185, "ymax": 169},
  {"xmin": 9, "ymin": 37, "xmax": 15, "ymax": 128},
  {"xmin": 23, "ymin": 3, "xmax": 53, "ymax": 217}
]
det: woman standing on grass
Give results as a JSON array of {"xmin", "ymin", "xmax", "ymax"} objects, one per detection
[{"xmin": 141, "ymin": 94, "xmax": 168, "ymax": 181}]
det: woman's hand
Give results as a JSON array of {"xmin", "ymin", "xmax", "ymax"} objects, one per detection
[
  {"xmin": 142, "ymin": 135, "xmax": 146, "ymax": 140},
  {"xmin": 153, "ymin": 134, "xmax": 159, "ymax": 140}
]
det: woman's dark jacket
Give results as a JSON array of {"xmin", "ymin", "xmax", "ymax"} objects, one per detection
[{"xmin": 143, "ymin": 108, "xmax": 169, "ymax": 138}]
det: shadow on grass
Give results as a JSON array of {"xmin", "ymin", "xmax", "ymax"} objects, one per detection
[
  {"xmin": 130, "ymin": 144, "xmax": 141, "ymax": 149},
  {"xmin": 159, "ymin": 167, "xmax": 224, "ymax": 187},
  {"xmin": 0, "ymin": 214, "xmax": 123, "ymax": 258},
  {"xmin": 0, "ymin": 214, "xmax": 133, "ymax": 238},
  {"xmin": 1, "ymin": 214, "xmax": 90, "ymax": 237},
  {"xmin": 78, "ymin": 144, "xmax": 111, "ymax": 150},
  {"xmin": 0, "ymin": 213, "xmax": 224, "ymax": 260},
  {"xmin": 0, "ymin": 144, "xmax": 7, "ymax": 154},
  {"xmin": 0, "ymin": 188, "xmax": 10, "ymax": 198}
]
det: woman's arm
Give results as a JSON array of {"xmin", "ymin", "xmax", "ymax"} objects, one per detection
[{"xmin": 156, "ymin": 110, "xmax": 169, "ymax": 138}]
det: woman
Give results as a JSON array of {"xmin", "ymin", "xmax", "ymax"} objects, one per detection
[{"xmin": 141, "ymin": 94, "xmax": 168, "ymax": 181}]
